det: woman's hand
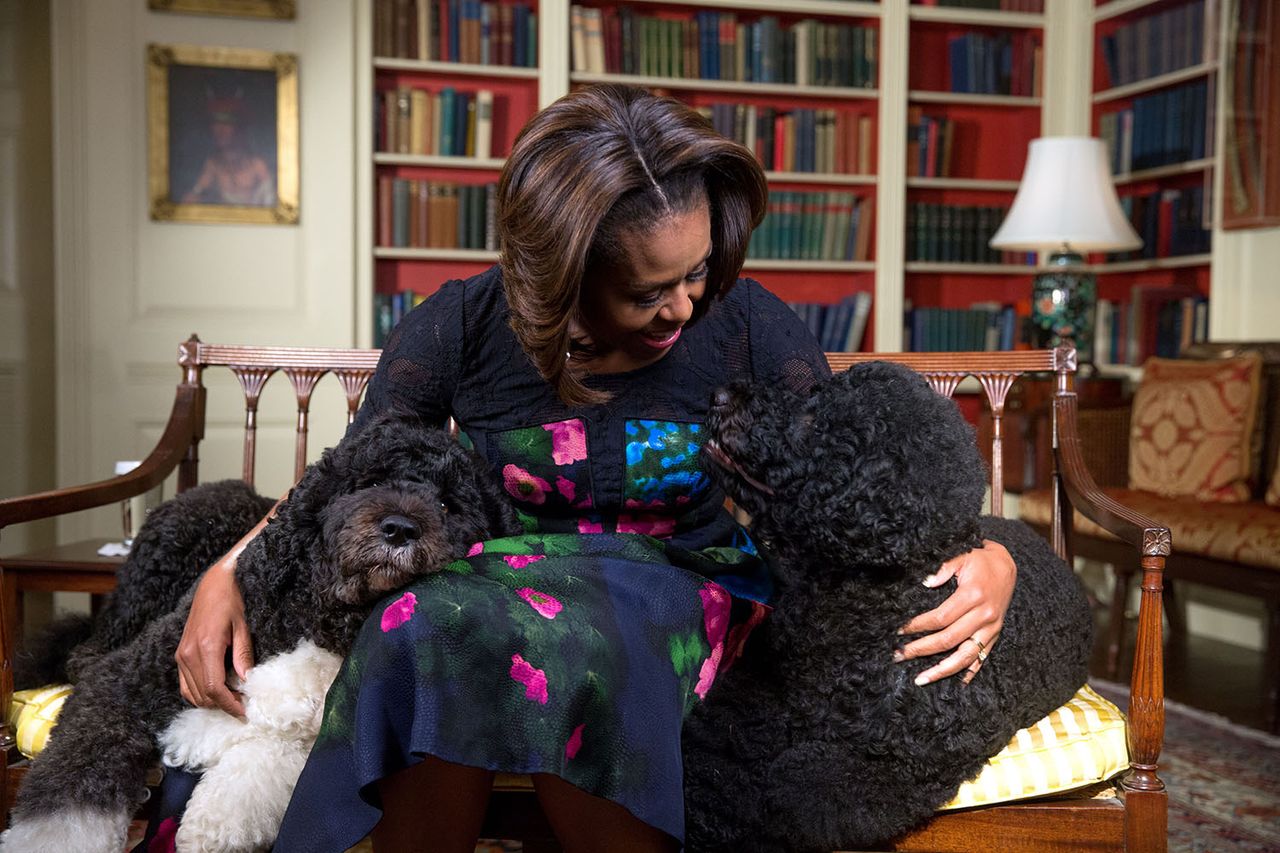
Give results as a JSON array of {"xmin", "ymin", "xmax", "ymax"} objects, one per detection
[
  {"xmin": 896, "ymin": 539, "xmax": 1016, "ymax": 686},
  {"xmin": 175, "ymin": 553, "xmax": 255, "ymax": 717}
]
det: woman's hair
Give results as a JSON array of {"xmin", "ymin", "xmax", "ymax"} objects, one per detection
[{"xmin": 497, "ymin": 83, "xmax": 769, "ymax": 406}]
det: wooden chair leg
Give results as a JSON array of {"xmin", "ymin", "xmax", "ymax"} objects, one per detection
[
  {"xmin": 1161, "ymin": 580, "xmax": 1186, "ymax": 639},
  {"xmin": 1106, "ymin": 566, "xmax": 1132, "ymax": 680},
  {"xmin": 1122, "ymin": 786, "xmax": 1167, "ymax": 853},
  {"xmin": 1266, "ymin": 600, "xmax": 1280, "ymax": 735}
]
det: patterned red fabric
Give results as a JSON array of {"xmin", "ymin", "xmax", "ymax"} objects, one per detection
[
  {"xmin": 1019, "ymin": 488, "xmax": 1280, "ymax": 571},
  {"xmin": 1128, "ymin": 354, "xmax": 1264, "ymax": 502}
]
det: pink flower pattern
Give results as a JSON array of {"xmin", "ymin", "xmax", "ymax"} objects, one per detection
[
  {"xmin": 380, "ymin": 592, "xmax": 418, "ymax": 633},
  {"xmin": 694, "ymin": 583, "xmax": 732, "ymax": 698},
  {"xmin": 517, "ymin": 587, "xmax": 563, "ymax": 619},
  {"xmin": 466, "ymin": 541, "xmax": 484, "ymax": 557},
  {"xmin": 510, "ymin": 653, "xmax": 549, "ymax": 704},
  {"xmin": 503, "ymin": 464, "xmax": 552, "ymax": 505},
  {"xmin": 616, "ymin": 514, "xmax": 677, "ymax": 538},
  {"xmin": 577, "ymin": 518, "xmax": 603, "ymax": 534},
  {"xmin": 556, "ymin": 475, "xmax": 577, "ymax": 503},
  {"xmin": 565, "ymin": 723, "xmax": 585, "ymax": 759},
  {"xmin": 694, "ymin": 643, "xmax": 724, "ymax": 699},
  {"xmin": 543, "ymin": 419, "xmax": 588, "ymax": 465},
  {"xmin": 504, "ymin": 554, "xmax": 545, "ymax": 569},
  {"xmin": 148, "ymin": 817, "xmax": 179, "ymax": 853}
]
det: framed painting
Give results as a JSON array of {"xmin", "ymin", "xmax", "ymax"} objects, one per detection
[
  {"xmin": 147, "ymin": 0, "xmax": 296, "ymax": 20},
  {"xmin": 147, "ymin": 43, "xmax": 299, "ymax": 224}
]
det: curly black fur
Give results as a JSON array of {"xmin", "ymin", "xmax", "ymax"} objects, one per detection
[
  {"xmin": 6, "ymin": 415, "xmax": 519, "ymax": 833},
  {"xmin": 682, "ymin": 362, "xmax": 1093, "ymax": 852},
  {"xmin": 15, "ymin": 482, "xmax": 273, "ymax": 688}
]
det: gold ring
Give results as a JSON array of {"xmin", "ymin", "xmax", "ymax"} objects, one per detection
[{"xmin": 971, "ymin": 637, "xmax": 988, "ymax": 662}]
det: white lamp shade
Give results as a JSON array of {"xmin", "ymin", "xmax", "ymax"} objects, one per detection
[{"xmin": 989, "ymin": 137, "xmax": 1143, "ymax": 252}]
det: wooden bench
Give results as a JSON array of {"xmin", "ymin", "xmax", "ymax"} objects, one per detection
[{"xmin": 0, "ymin": 336, "xmax": 1171, "ymax": 851}]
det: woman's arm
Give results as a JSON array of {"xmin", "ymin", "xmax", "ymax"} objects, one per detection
[
  {"xmin": 896, "ymin": 539, "xmax": 1017, "ymax": 685},
  {"xmin": 174, "ymin": 498, "xmax": 281, "ymax": 717}
]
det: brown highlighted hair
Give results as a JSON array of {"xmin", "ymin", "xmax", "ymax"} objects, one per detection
[{"xmin": 497, "ymin": 83, "xmax": 768, "ymax": 406}]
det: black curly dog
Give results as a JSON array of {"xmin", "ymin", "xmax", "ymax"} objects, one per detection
[
  {"xmin": 682, "ymin": 361, "xmax": 1094, "ymax": 852},
  {"xmin": 2, "ymin": 415, "xmax": 518, "ymax": 852}
]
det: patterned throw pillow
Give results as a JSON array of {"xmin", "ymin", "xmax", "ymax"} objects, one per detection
[{"xmin": 1128, "ymin": 354, "xmax": 1264, "ymax": 502}]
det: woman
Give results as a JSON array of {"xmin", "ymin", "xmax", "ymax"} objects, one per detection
[{"xmin": 173, "ymin": 84, "xmax": 1016, "ymax": 853}]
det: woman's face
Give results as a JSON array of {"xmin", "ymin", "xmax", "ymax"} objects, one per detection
[{"xmin": 577, "ymin": 201, "xmax": 712, "ymax": 373}]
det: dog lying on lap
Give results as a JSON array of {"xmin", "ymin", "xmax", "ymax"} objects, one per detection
[
  {"xmin": 2, "ymin": 414, "xmax": 519, "ymax": 853},
  {"xmin": 683, "ymin": 361, "xmax": 1093, "ymax": 853}
]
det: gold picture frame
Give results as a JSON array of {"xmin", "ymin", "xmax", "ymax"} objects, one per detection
[
  {"xmin": 147, "ymin": 0, "xmax": 296, "ymax": 20},
  {"xmin": 147, "ymin": 43, "xmax": 299, "ymax": 224}
]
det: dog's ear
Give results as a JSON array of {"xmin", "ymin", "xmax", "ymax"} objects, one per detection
[
  {"xmin": 438, "ymin": 441, "xmax": 522, "ymax": 540},
  {"xmin": 763, "ymin": 362, "xmax": 986, "ymax": 573}
]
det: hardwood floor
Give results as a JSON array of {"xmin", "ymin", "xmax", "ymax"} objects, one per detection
[{"xmin": 1090, "ymin": 592, "xmax": 1270, "ymax": 732}]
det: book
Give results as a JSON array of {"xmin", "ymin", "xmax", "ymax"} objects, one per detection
[{"xmin": 474, "ymin": 89, "xmax": 493, "ymax": 160}]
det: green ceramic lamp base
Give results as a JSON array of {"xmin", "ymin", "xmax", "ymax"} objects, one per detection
[{"xmin": 1029, "ymin": 249, "xmax": 1095, "ymax": 363}]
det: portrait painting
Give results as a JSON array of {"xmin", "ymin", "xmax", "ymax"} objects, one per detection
[
  {"xmin": 147, "ymin": 0, "xmax": 296, "ymax": 20},
  {"xmin": 147, "ymin": 44, "xmax": 299, "ymax": 224}
]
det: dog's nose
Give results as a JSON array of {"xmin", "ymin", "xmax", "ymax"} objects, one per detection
[
  {"xmin": 380, "ymin": 515, "xmax": 421, "ymax": 546},
  {"xmin": 711, "ymin": 389, "xmax": 732, "ymax": 410}
]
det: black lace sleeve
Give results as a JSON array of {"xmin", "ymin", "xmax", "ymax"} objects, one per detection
[
  {"xmin": 351, "ymin": 280, "xmax": 466, "ymax": 434},
  {"xmin": 746, "ymin": 281, "xmax": 833, "ymax": 393}
]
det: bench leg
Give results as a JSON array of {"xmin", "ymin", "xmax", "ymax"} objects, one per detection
[
  {"xmin": 1106, "ymin": 566, "xmax": 1132, "ymax": 681},
  {"xmin": 1267, "ymin": 601, "xmax": 1280, "ymax": 735}
]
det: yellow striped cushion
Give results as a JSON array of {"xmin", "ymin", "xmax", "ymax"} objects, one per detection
[
  {"xmin": 9, "ymin": 684, "xmax": 73, "ymax": 760},
  {"xmin": 940, "ymin": 684, "xmax": 1128, "ymax": 810}
]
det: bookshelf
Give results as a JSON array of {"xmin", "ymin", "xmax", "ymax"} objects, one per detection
[
  {"xmin": 901, "ymin": 1, "xmax": 1045, "ymax": 353},
  {"xmin": 354, "ymin": 1, "xmax": 1222, "ymax": 358},
  {"xmin": 360, "ymin": 0, "xmax": 546, "ymax": 346},
  {"xmin": 1090, "ymin": 0, "xmax": 1218, "ymax": 367}
]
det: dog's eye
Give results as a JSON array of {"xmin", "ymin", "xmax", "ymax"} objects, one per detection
[{"xmin": 439, "ymin": 501, "xmax": 449, "ymax": 514}]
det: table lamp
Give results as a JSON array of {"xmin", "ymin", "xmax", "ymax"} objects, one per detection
[{"xmin": 989, "ymin": 137, "xmax": 1142, "ymax": 362}]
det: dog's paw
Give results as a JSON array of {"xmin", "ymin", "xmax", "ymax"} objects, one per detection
[
  {"xmin": 160, "ymin": 707, "xmax": 249, "ymax": 771},
  {"xmin": 241, "ymin": 642, "xmax": 343, "ymax": 738},
  {"xmin": 175, "ymin": 737, "xmax": 310, "ymax": 852},
  {"xmin": 0, "ymin": 808, "xmax": 129, "ymax": 853}
]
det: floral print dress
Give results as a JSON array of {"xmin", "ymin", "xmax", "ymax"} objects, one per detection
[{"xmin": 268, "ymin": 268, "xmax": 830, "ymax": 850}]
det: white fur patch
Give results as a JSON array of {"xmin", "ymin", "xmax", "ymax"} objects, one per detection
[
  {"xmin": 159, "ymin": 640, "xmax": 343, "ymax": 853},
  {"xmin": 0, "ymin": 807, "xmax": 130, "ymax": 853}
]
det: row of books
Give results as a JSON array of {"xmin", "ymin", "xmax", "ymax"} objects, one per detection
[
  {"xmin": 904, "ymin": 303, "xmax": 1022, "ymax": 353},
  {"xmin": 376, "ymin": 87, "xmax": 497, "ymax": 159},
  {"xmin": 1093, "ymin": 290, "xmax": 1209, "ymax": 367},
  {"xmin": 946, "ymin": 31, "xmax": 1042, "ymax": 97},
  {"xmin": 788, "ymin": 293, "xmax": 874, "ymax": 353},
  {"xmin": 1098, "ymin": 0, "xmax": 1212, "ymax": 89},
  {"xmin": 376, "ymin": 178, "xmax": 497, "ymax": 250},
  {"xmin": 906, "ymin": 109, "xmax": 956, "ymax": 178},
  {"xmin": 1108, "ymin": 185, "xmax": 1211, "ymax": 261},
  {"xmin": 568, "ymin": 6, "xmax": 878, "ymax": 88},
  {"xmin": 906, "ymin": 203, "xmax": 1029, "ymax": 265},
  {"xmin": 698, "ymin": 103, "xmax": 874, "ymax": 176},
  {"xmin": 374, "ymin": 291, "xmax": 430, "ymax": 348},
  {"xmin": 747, "ymin": 192, "xmax": 874, "ymax": 262},
  {"xmin": 1098, "ymin": 80, "xmax": 1211, "ymax": 175},
  {"xmin": 374, "ymin": 0, "xmax": 539, "ymax": 67},
  {"xmin": 916, "ymin": 0, "xmax": 1043, "ymax": 10}
]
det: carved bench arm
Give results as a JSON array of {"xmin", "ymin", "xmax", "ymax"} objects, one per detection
[
  {"xmin": 1054, "ymin": 394, "xmax": 1169, "ymax": 556},
  {"xmin": 1054, "ymin": 391, "xmax": 1168, "ymax": 799},
  {"xmin": 0, "ymin": 386, "xmax": 200, "ymax": 530}
]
